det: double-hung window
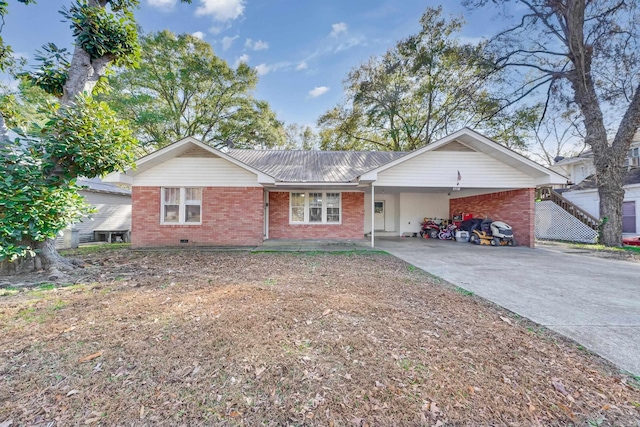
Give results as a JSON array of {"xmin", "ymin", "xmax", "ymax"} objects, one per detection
[
  {"xmin": 162, "ymin": 187, "xmax": 202, "ymax": 224},
  {"xmin": 290, "ymin": 192, "xmax": 341, "ymax": 224}
]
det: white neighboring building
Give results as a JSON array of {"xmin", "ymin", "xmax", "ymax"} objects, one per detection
[
  {"xmin": 56, "ymin": 178, "xmax": 132, "ymax": 249},
  {"xmin": 550, "ymin": 132, "xmax": 640, "ymax": 235}
]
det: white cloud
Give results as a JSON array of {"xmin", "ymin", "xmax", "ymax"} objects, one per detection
[
  {"xmin": 334, "ymin": 37, "xmax": 366, "ymax": 53},
  {"xmin": 295, "ymin": 61, "xmax": 308, "ymax": 71},
  {"xmin": 195, "ymin": 0, "xmax": 245, "ymax": 21},
  {"xmin": 147, "ymin": 0, "xmax": 177, "ymax": 9},
  {"xmin": 234, "ymin": 54, "xmax": 250, "ymax": 68},
  {"xmin": 245, "ymin": 38, "xmax": 270, "ymax": 51},
  {"xmin": 308, "ymin": 86, "xmax": 329, "ymax": 98},
  {"xmin": 192, "ymin": 31, "xmax": 205, "ymax": 40},
  {"xmin": 255, "ymin": 63, "xmax": 272, "ymax": 76},
  {"xmin": 330, "ymin": 22, "xmax": 348, "ymax": 37},
  {"xmin": 252, "ymin": 40, "xmax": 269, "ymax": 50},
  {"xmin": 209, "ymin": 26, "xmax": 223, "ymax": 35},
  {"xmin": 222, "ymin": 35, "xmax": 239, "ymax": 51}
]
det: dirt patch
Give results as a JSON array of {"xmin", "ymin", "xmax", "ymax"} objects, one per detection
[{"xmin": 1, "ymin": 250, "xmax": 639, "ymax": 426}]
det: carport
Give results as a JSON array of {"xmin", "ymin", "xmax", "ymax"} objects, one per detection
[{"xmin": 359, "ymin": 129, "xmax": 567, "ymax": 247}]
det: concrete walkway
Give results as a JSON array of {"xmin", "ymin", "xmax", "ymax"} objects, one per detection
[{"xmin": 375, "ymin": 237, "xmax": 640, "ymax": 375}]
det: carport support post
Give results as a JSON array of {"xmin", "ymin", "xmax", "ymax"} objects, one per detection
[{"xmin": 371, "ymin": 184, "xmax": 375, "ymax": 248}]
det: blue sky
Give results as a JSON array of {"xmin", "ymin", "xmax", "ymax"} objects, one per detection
[{"xmin": 1, "ymin": 0, "xmax": 494, "ymax": 127}]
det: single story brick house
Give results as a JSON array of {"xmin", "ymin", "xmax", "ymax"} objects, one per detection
[{"xmin": 104, "ymin": 128, "xmax": 566, "ymax": 248}]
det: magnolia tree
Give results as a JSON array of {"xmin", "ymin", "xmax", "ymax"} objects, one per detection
[
  {"xmin": 0, "ymin": 0, "xmax": 190, "ymax": 274},
  {"xmin": 465, "ymin": 0, "xmax": 640, "ymax": 246}
]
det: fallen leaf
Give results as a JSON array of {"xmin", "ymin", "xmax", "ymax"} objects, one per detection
[
  {"xmin": 467, "ymin": 386, "xmax": 474, "ymax": 395},
  {"xmin": 557, "ymin": 403, "xmax": 575, "ymax": 419},
  {"xmin": 602, "ymin": 404, "xmax": 611, "ymax": 410},
  {"xmin": 84, "ymin": 418, "xmax": 100, "ymax": 425},
  {"xmin": 322, "ymin": 309, "xmax": 332, "ymax": 316},
  {"xmin": 528, "ymin": 404, "xmax": 536, "ymax": 413},
  {"xmin": 375, "ymin": 381, "xmax": 385, "ymax": 388},
  {"xmin": 500, "ymin": 316, "xmax": 512, "ymax": 324},
  {"xmin": 66, "ymin": 390, "xmax": 80, "ymax": 397},
  {"xmin": 229, "ymin": 410, "xmax": 240, "ymax": 418},
  {"xmin": 344, "ymin": 373, "xmax": 352, "ymax": 380},
  {"xmin": 255, "ymin": 366, "xmax": 266, "ymax": 378},
  {"xmin": 0, "ymin": 420, "xmax": 13, "ymax": 427},
  {"xmin": 78, "ymin": 351, "xmax": 103, "ymax": 363},
  {"xmin": 306, "ymin": 412, "xmax": 314, "ymax": 419},
  {"xmin": 139, "ymin": 405, "xmax": 145, "ymax": 420},
  {"xmin": 430, "ymin": 402, "xmax": 441, "ymax": 415},
  {"xmin": 551, "ymin": 378, "xmax": 568, "ymax": 395},
  {"xmin": 191, "ymin": 365, "xmax": 201, "ymax": 376}
]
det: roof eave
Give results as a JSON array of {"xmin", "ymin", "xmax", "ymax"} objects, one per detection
[{"xmin": 272, "ymin": 182, "xmax": 360, "ymax": 187}]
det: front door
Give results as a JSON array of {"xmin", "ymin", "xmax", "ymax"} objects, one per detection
[
  {"xmin": 622, "ymin": 201, "xmax": 636, "ymax": 233},
  {"xmin": 374, "ymin": 201, "xmax": 385, "ymax": 231}
]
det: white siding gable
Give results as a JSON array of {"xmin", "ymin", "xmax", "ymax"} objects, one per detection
[
  {"xmin": 134, "ymin": 157, "xmax": 261, "ymax": 187},
  {"xmin": 375, "ymin": 151, "xmax": 534, "ymax": 188}
]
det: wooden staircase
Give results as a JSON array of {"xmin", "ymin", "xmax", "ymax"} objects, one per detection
[{"xmin": 536, "ymin": 187, "xmax": 599, "ymax": 230}]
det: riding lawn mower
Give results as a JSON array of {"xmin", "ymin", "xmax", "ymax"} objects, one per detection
[{"xmin": 463, "ymin": 218, "xmax": 516, "ymax": 246}]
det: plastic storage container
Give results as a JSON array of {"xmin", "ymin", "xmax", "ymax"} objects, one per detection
[{"xmin": 455, "ymin": 230, "xmax": 469, "ymax": 242}]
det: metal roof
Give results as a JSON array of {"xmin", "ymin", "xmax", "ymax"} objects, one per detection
[
  {"xmin": 227, "ymin": 149, "xmax": 407, "ymax": 182},
  {"xmin": 567, "ymin": 168, "xmax": 640, "ymax": 191},
  {"xmin": 77, "ymin": 177, "xmax": 132, "ymax": 195}
]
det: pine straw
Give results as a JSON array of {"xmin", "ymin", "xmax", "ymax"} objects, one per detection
[{"xmin": 0, "ymin": 250, "xmax": 638, "ymax": 426}]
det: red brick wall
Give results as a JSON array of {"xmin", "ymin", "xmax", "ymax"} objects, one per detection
[
  {"xmin": 268, "ymin": 191, "xmax": 364, "ymax": 239},
  {"xmin": 132, "ymin": 186, "xmax": 264, "ymax": 248},
  {"xmin": 449, "ymin": 188, "xmax": 535, "ymax": 247}
]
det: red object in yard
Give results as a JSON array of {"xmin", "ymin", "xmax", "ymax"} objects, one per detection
[
  {"xmin": 452, "ymin": 212, "xmax": 473, "ymax": 228},
  {"xmin": 623, "ymin": 236, "xmax": 640, "ymax": 246}
]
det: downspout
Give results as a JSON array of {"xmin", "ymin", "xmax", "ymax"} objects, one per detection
[
  {"xmin": 371, "ymin": 184, "xmax": 375, "ymax": 248},
  {"xmin": 264, "ymin": 189, "xmax": 269, "ymax": 240}
]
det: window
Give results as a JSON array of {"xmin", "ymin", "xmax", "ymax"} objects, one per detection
[
  {"xmin": 290, "ymin": 192, "xmax": 342, "ymax": 224},
  {"xmin": 162, "ymin": 187, "xmax": 202, "ymax": 224},
  {"xmin": 309, "ymin": 192, "xmax": 323, "ymax": 223},
  {"xmin": 326, "ymin": 193, "xmax": 340, "ymax": 223},
  {"xmin": 291, "ymin": 193, "xmax": 305, "ymax": 222},
  {"xmin": 628, "ymin": 147, "xmax": 640, "ymax": 166},
  {"xmin": 163, "ymin": 188, "xmax": 181, "ymax": 223}
]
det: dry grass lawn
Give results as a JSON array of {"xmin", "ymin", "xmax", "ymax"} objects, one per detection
[{"xmin": 1, "ymin": 248, "xmax": 639, "ymax": 426}]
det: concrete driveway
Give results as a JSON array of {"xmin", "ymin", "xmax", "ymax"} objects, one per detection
[{"xmin": 375, "ymin": 237, "xmax": 640, "ymax": 375}]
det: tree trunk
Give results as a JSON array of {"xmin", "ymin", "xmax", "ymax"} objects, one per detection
[
  {"xmin": 0, "ymin": 239, "xmax": 72, "ymax": 276},
  {"xmin": 561, "ymin": 0, "xmax": 629, "ymax": 246},
  {"xmin": 34, "ymin": 238, "xmax": 74, "ymax": 271},
  {"xmin": 596, "ymin": 167, "xmax": 625, "ymax": 246},
  {"xmin": 62, "ymin": 46, "xmax": 113, "ymax": 106}
]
